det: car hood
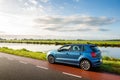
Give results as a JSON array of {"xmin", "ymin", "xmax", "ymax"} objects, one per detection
[
  {"xmin": 47, "ymin": 50, "xmax": 57, "ymax": 55},
  {"xmin": 49, "ymin": 50, "xmax": 57, "ymax": 53}
]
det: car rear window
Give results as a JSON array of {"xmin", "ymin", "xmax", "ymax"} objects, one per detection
[{"xmin": 90, "ymin": 46, "xmax": 100, "ymax": 52}]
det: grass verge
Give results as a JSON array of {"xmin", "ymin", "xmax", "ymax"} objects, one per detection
[
  {"xmin": 0, "ymin": 47, "xmax": 46, "ymax": 60},
  {"xmin": 100, "ymin": 60, "xmax": 120, "ymax": 75},
  {"xmin": 0, "ymin": 47, "xmax": 120, "ymax": 75}
]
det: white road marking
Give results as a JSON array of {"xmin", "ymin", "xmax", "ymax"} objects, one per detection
[
  {"xmin": 36, "ymin": 66, "xmax": 48, "ymax": 70},
  {"xmin": 19, "ymin": 61, "xmax": 28, "ymax": 64},
  {"xmin": 7, "ymin": 57, "xmax": 14, "ymax": 60},
  {"xmin": 62, "ymin": 72, "xmax": 82, "ymax": 78}
]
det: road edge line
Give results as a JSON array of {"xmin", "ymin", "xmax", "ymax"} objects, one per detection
[
  {"xmin": 19, "ymin": 61, "xmax": 28, "ymax": 64},
  {"xmin": 62, "ymin": 72, "xmax": 82, "ymax": 78},
  {"xmin": 36, "ymin": 66, "xmax": 48, "ymax": 70}
]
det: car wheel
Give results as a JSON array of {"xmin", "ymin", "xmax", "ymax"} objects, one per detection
[
  {"xmin": 80, "ymin": 60, "xmax": 91, "ymax": 70},
  {"xmin": 48, "ymin": 55, "xmax": 55, "ymax": 64}
]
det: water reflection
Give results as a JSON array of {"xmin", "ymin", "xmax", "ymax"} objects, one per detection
[
  {"xmin": 0, "ymin": 43, "xmax": 61, "ymax": 52},
  {"xmin": 99, "ymin": 47, "xmax": 120, "ymax": 58}
]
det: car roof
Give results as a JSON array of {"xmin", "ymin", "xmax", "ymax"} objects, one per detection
[{"xmin": 64, "ymin": 44, "xmax": 96, "ymax": 46}]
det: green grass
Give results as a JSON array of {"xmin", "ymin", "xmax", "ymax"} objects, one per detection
[
  {"xmin": 0, "ymin": 47, "xmax": 120, "ymax": 75},
  {"xmin": 100, "ymin": 56, "xmax": 120, "ymax": 74},
  {"xmin": 0, "ymin": 39, "xmax": 120, "ymax": 47},
  {"xmin": 102, "ymin": 56, "xmax": 120, "ymax": 61},
  {"xmin": 100, "ymin": 60, "xmax": 120, "ymax": 74},
  {"xmin": 0, "ymin": 47, "xmax": 46, "ymax": 60}
]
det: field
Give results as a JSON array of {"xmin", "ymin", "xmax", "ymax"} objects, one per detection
[{"xmin": 0, "ymin": 39, "xmax": 120, "ymax": 47}]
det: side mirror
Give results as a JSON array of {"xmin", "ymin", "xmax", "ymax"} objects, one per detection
[{"xmin": 57, "ymin": 49, "xmax": 61, "ymax": 52}]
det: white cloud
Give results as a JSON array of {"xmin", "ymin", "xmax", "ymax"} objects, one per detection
[
  {"xmin": 0, "ymin": 0, "xmax": 50, "ymax": 16},
  {"xmin": 34, "ymin": 15, "xmax": 115, "ymax": 32},
  {"xmin": 29, "ymin": 0, "xmax": 38, "ymax": 5},
  {"xmin": 0, "ymin": 12, "xmax": 36, "ymax": 35},
  {"xmin": 21, "ymin": 0, "xmax": 47, "ymax": 16},
  {"xmin": 0, "ymin": 31, "xmax": 6, "ymax": 35},
  {"xmin": 0, "ymin": 0, "xmax": 53, "ymax": 35},
  {"xmin": 40, "ymin": 0, "xmax": 49, "ymax": 3}
]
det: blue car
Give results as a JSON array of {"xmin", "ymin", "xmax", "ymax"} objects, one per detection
[{"xmin": 47, "ymin": 44, "xmax": 102, "ymax": 70}]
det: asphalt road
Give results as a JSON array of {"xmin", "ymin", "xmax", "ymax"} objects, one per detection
[
  {"xmin": 0, "ymin": 53, "xmax": 87, "ymax": 80},
  {"xmin": 0, "ymin": 52, "xmax": 120, "ymax": 80}
]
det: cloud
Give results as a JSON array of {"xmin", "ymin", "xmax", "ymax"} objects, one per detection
[
  {"xmin": 19, "ymin": 0, "xmax": 49, "ymax": 3},
  {"xmin": 22, "ymin": 0, "xmax": 46, "ymax": 14},
  {"xmin": 35, "ymin": 16, "xmax": 115, "ymax": 25},
  {"xmin": 40, "ymin": 0, "xmax": 49, "ymax": 3},
  {"xmin": 29, "ymin": 0, "xmax": 38, "ymax": 5},
  {"xmin": 0, "ymin": 31, "xmax": 6, "ymax": 34},
  {"xmin": 45, "ymin": 27, "xmax": 109, "ymax": 32},
  {"xmin": 34, "ymin": 15, "xmax": 115, "ymax": 32},
  {"xmin": 0, "ymin": 0, "xmax": 50, "ymax": 16}
]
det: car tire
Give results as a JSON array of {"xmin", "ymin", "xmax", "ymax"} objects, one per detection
[
  {"xmin": 48, "ymin": 55, "xmax": 55, "ymax": 64},
  {"xmin": 80, "ymin": 59, "xmax": 91, "ymax": 71}
]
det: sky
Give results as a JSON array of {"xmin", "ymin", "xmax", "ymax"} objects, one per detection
[{"xmin": 0, "ymin": 0, "xmax": 120, "ymax": 40}]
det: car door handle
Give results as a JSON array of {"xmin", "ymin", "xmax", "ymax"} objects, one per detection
[
  {"xmin": 79, "ymin": 53, "xmax": 81, "ymax": 55},
  {"xmin": 66, "ymin": 53, "xmax": 69, "ymax": 55}
]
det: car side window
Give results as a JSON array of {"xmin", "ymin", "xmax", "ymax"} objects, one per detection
[
  {"xmin": 59, "ymin": 45, "xmax": 71, "ymax": 51},
  {"xmin": 72, "ymin": 45, "xmax": 81, "ymax": 51}
]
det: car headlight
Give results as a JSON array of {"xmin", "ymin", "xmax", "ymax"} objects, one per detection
[{"xmin": 100, "ymin": 59, "xmax": 102, "ymax": 62}]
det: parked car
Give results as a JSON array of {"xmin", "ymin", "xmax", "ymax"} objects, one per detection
[{"xmin": 47, "ymin": 44, "xmax": 102, "ymax": 70}]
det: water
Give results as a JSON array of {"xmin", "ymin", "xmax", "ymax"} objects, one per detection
[
  {"xmin": 99, "ymin": 47, "xmax": 120, "ymax": 58},
  {"xmin": 0, "ymin": 43, "xmax": 61, "ymax": 52},
  {"xmin": 0, "ymin": 43, "xmax": 120, "ymax": 58}
]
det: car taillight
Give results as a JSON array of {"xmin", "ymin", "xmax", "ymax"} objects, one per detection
[{"xmin": 91, "ymin": 52, "xmax": 96, "ymax": 58}]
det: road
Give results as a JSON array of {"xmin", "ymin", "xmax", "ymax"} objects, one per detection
[{"xmin": 0, "ymin": 53, "xmax": 120, "ymax": 80}]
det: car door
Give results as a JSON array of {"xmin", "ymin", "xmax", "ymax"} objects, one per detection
[
  {"xmin": 67, "ymin": 45, "xmax": 82, "ymax": 64},
  {"xmin": 55, "ymin": 45, "xmax": 71, "ymax": 63}
]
